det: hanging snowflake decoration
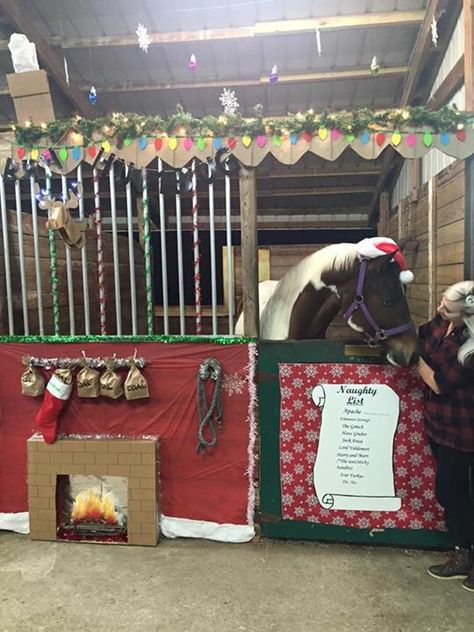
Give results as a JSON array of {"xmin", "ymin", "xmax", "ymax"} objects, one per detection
[
  {"xmin": 315, "ymin": 28, "xmax": 322, "ymax": 57},
  {"xmin": 136, "ymin": 23, "xmax": 151, "ymax": 53},
  {"xmin": 222, "ymin": 373, "xmax": 247, "ymax": 397},
  {"xmin": 219, "ymin": 88, "xmax": 239, "ymax": 115},
  {"xmin": 370, "ymin": 56, "xmax": 380, "ymax": 77},
  {"xmin": 188, "ymin": 53, "xmax": 197, "ymax": 72},
  {"xmin": 88, "ymin": 85, "xmax": 97, "ymax": 106},
  {"xmin": 431, "ymin": 16, "xmax": 438, "ymax": 47},
  {"xmin": 269, "ymin": 64, "xmax": 279, "ymax": 85},
  {"xmin": 63, "ymin": 56, "xmax": 70, "ymax": 86}
]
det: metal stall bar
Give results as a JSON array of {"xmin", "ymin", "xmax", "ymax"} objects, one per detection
[
  {"xmin": 77, "ymin": 165, "xmax": 90, "ymax": 334},
  {"xmin": 93, "ymin": 168, "xmax": 107, "ymax": 334},
  {"xmin": 158, "ymin": 158, "xmax": 169, "ymax": 334},
  {"xmin": 225, "ymin": 164, "xmax": 234, "ymax": 334},
  {"xmin": 61, "ymin": 175, "xmax": 75, "ymax": 335},
  {"xmin": 191, "ymin": 160, "xmax": 202, "ymax": 334},
  {"xmin": 46, "ymin": 175, "xmax": 60, "ymax": 335},
  {"xmin": 29, "ymin": 175, "xmax": 44, "ymax": 335},
  {"xmin": 109, "ymin": 163, "xmax": 122, "ymax": 335},
  {"xmin": 14, "ymin": 179, "xmax": 29, "ymax": 334},
  {"xmin": 208, "ymin": 162, "xmax": 218, "ymax": 335},
  {"xmin": 125, "ymin": 165, "xmax": 137, "ymax": 334},
  {"xmin": 141, "ymin": 167, "xmax": 154, "ymax": 334},
  {"xmin": 175, "ymin": 171, "xmax": 186, "ymax": 334},
  {"xmin": 0, "ymin": 175, "xmax": 14, "ymax": 334}
]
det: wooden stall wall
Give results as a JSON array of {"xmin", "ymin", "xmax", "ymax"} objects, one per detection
[
  {"xmin": 0, "ymin": 210, "xmax": 147, "ymax": 335},
  {"xmin": 387, "ymin": 160, "xmax": 465, "ymax": 328}
]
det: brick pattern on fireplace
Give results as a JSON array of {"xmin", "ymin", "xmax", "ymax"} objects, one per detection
[{"xmin": 27, "ymin": 437, "xmax": 160, "ymax": 546}]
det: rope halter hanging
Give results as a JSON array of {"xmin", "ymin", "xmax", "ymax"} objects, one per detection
[{"xmin": 196, "ymin": 358, "xmax": 223, "ymax": 455}]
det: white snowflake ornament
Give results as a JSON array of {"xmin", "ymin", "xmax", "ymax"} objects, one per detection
[
  {"xmin": 219, "ymin": 88, "xmax": 239, "ymax": 115},
  {"xmin": 136, "ymin": 23, "xmax": 151, "ymax": 53},
  {"xmin": 431, "ymin": 16, "xmax": 438, "ymax": 47}
]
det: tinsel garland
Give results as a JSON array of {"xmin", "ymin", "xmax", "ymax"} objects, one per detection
[
  {"xmin": 245, "ymin": 342, "xmax": 258, "ymax": 526},
  {"xmin": 24, "ymin": 355, "xmax": 146, "ymax": 369},
  {"xmin": 11, "ymin": 104, "xmax": 473, "ymax": 148},
  {"xmin": 46, "ymin": 176, "xmax": 60, "ymax": 335},
  {"xmin": 0, "ymin": 334, "xmax": 255, "ymax": 344}
]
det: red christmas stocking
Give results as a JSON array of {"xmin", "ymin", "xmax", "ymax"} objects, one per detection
[{"xmin": 35, "ymin": 368, "xmax": 73, "ymax": 443}]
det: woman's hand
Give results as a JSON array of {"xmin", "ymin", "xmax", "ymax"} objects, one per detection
[{"xmin": 417, "ymin": 357, "xmax": 441, "ymax": 394}]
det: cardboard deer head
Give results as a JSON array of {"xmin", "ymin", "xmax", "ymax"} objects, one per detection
[{"xmin": 35, "ymin": 183, "xmax": 86, "ymax": 249}]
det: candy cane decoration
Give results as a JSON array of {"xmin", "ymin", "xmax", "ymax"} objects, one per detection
[
  {"xmin": 191, "ymin": 159, "xmax": 202, "ymax": 334},
  {"xmin": 141, "ymin": 167, "xmax": 154, "ymax": 334},
  {"xmin": 93, "ymin": 168, "xmax": 107, "ymax": 334}
]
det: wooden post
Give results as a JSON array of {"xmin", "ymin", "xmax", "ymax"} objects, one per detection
[
  {"xmin": 465, "ymin": 1, "xmax": 474, "ymax": 280},
  {"xmin": 239, "ymin": 166, "xmax": 259, "ymax": 337},
  {"xmin": 465, "ymin": 156, "xmax": 474, "ymax": 280},
  {"xmin": 377, "ymin": 192, "xmax": 390, "ymax": 236},
  {"xmin": 427, "ymin": 177, "xmax": 438, "ymax": 317},
  {"xmin": 464, "ymin": 0, "xmax": 474, "ymax": 109},
  {"xmin": 397, "ymin": 201, "xmax": 404, "ymax": 241}
]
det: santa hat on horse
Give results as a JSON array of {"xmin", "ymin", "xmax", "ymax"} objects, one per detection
[{"xmin": 356, "ymin": 237, "xmax": 414, "ymax": 284}]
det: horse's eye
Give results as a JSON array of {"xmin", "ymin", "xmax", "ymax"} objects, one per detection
[{"xmin": 383, "ymin": 299, "xmax": 393, "ymax": 307}]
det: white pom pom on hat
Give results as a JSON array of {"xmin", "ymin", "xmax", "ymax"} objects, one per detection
[{"xmin": 356, "ymin": 237, "xmax": 414, "ymax": 284}]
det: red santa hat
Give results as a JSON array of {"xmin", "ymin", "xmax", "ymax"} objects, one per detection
[{"xmin": 356, "ymin": 237, "xmax": 414, "ymax": 284}]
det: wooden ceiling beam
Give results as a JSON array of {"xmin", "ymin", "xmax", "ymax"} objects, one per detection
[
  {"xmin": 0, "ymin": 0, "xmax": 96, "ymax": 118},
  {"xmin": 67, "ymin": 67, "xmax": 406, "ymax": 94},
  {"xmin": 427, "ymin": 55, "xmax": 464, "ymax": 109},
  {"xmin": 259, "ymin": 168, "xmax": 381, "ymax": 179},
  {"xmin": 399, "ymin": 0, "xmax": 455, "ymax": 106},
  {"xmin": 0, "ymin": 11, "xmax": 424, "ymax": 50}
]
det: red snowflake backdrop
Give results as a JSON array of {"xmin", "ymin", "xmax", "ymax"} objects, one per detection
[{"xmin": 279, "ymin": 363, "xmax": 445, "ymax": 531}]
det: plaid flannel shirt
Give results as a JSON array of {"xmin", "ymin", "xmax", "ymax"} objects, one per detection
[{"xmin": 419, "ymin": 314, "xmax": 474, "ymax": 452}]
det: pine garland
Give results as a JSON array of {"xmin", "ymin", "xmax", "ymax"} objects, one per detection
[{"xmin": 11, "ymin": 104, "xmax": 473, "ymax": 148}]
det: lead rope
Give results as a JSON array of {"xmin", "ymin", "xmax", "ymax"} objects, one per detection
[{"xmin": 196, "ymin": 358, "xmax": 223, "ymax": 455}]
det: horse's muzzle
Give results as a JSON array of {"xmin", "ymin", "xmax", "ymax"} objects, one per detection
[{"xmin": 384, "ymin": 330, "xmax": 419, "ymax": 367}]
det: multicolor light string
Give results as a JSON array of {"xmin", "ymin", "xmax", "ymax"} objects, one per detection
[
  {"xmin": 191, "ymin": 159, "xmax": 202, "ymax": 334},
  {"xmin": 141, "ymin": 168, "xmax": 154, "ymax": 334},
  {"xmin": 46, "ymin": 176, "xmax": 60, "ymax": 335},
  {"xmin": 93, "ymin": 168, "xmax": 107, "ymax": 334}
]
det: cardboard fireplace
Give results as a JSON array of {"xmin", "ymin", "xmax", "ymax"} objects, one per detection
[{"xmin": 27, "ymin": 437, "xmax": 159, "ymax": 546}]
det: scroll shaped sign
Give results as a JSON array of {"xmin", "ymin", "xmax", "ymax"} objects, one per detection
[{"xmin": 35, "ymin": 183, "xmax": 87, "ymax": 249}]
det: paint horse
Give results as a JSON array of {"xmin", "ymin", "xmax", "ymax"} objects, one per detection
[
  {"xmin": 35, "ymin": 183, "xmax": 86, "ymax": 249},
  {"xmin": 237, "ymin": 239, "xmax": 418, "ymax": 367}
]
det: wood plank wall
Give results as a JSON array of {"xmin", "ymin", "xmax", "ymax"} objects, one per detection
[
  {"xmin": 0, "ymin": 210, "xmax": 147, "ymax": 335},
  {"xmin": 387, "ymin": 160, "xmax": 465, "ymax": 327}
]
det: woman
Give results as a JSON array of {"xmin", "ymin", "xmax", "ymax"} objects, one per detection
[{"xmin": 418, "ymin": 280, "xmax": 474, "ymax": 592}]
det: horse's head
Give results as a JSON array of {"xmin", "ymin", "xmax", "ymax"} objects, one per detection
[{"xmin": 340, "ymin": 252, "xmax": 418, "ymax": 367}]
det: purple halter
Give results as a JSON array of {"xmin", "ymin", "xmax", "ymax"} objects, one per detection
[{"xmin": 342, "ymin": 259, "xmax": 415, "ymax": 346}]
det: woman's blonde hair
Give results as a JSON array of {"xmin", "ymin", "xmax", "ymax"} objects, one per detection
[{"xmin": 443, "ymin": 280, "xmax": 474, "ymax": 366}]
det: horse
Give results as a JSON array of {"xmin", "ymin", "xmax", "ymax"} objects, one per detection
[{"xmin": 235, "ymin": 240, "xmax": 418, "ymax": 367}]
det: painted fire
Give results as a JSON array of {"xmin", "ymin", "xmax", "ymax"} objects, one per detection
[{"xmin": 71, "ymin": 488, "xmax": 119, "ymax": 524}]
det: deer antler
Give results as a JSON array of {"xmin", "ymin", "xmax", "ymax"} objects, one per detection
[
  {"xmin": 34, "ymin": 182, "xmax": 54, "ymax": 211},
  {"xmin": 64, "ymin": 182, "xmax": 83, "ymax": 210}
]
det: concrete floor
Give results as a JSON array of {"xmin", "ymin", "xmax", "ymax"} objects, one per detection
[{"xmin": 1, "ymin": 532, "xmax": 473, "ymax": 632}]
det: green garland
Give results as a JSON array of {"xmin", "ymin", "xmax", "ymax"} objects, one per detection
[
  {"xmin": 0, "ymin": 334, "xmax": 256, "ymax": 344},
  {"xmin": 12, "ymin": 104, "xmax": 473, "ymax": 148}
]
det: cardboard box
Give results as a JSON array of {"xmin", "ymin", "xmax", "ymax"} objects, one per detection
[{"xmin": 6, "ymin": 69, "xmax": 55, "ymax": 124}]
